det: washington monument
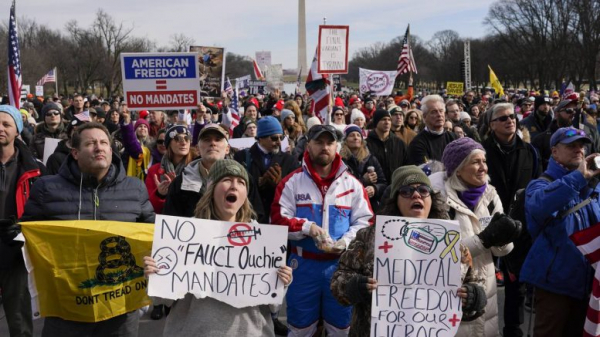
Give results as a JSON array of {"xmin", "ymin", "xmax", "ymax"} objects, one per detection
[{"xmin": 298, "ymin": 0, "xmax": 307, "ymax": 76}]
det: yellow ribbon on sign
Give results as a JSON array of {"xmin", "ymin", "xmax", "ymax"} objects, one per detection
[{"xmin": 439, "ymin": 230, "xmax": 460, "ymax": 263}]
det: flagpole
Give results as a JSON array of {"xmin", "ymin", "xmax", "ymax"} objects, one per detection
[
  {"xmin": 322, "ymin": 17, "xmax": 332, "ymax": 126},
  {"xmin": 54, "ymin": 67, "xmax": 58, "ymax": 95}
]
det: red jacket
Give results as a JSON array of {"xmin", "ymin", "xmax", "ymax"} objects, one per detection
[
  {"xmin": 145, "ymin": 163, "xmax": 165, "ymax": 214},
  {"xmin": 15, "ymin": 139, "xmax": 44, "ymax": 218}
]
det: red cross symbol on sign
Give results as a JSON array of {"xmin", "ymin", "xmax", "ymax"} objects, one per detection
[
  {"xmin": 378, "ymin": 241, "xmax": 393, "ymax": 254},
  {"xmin": 449, "ymin": 314, "xmax": 461, "ymax": 327}
]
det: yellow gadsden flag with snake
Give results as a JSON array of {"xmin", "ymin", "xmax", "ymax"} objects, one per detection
[{"xmin": 21, "ymin": 220, "xmax": 153, "ymax": 322}]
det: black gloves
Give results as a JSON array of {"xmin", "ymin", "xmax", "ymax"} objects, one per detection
[
  {"xmin": 477, "ymin": 213, "xmax": 522, "ymax": 248},
  {"xmin": 462, "ymin": 283, "xmax": 487, "ymax": 322},
  {"xmin": 0, "ymin": 216, "xmax": 22, "ymax": 247},
  {"xmin": 344, "ymin": 275, "xmax": 371, "ymax": 304}
]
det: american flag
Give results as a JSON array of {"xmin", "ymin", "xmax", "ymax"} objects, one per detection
[
  {"xmin": 397, "ymin": 24, "xmax": 418, "ymax": 76},
  {"xmin": 571, "ymin": 224, "xmax": 600, "ymax": 337},
  {"xmin": 7, "ymin": 1, "xmax": 22, "ymax": 109},
  {"xmin": 252, "ymin": 58, "xmax": 263, "ymax": 80},
  {"xmin": 305, "ymin": 49, "xmax": 329, "ymax": 123},
  {"xmin": 37, "ymin": 68, "xmax": 56, "ymax": 86},
  {"xmin": 224, "ymin": 77, "xmax": 233, "ymax": 95},
  {"xmin": 221, "ymin": 80, "xmax": 239, "ymax": 136}
]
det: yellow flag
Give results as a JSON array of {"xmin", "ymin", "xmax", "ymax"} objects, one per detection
[
  {"xmin": 21, "ymin": 220, "xmax": 153, "ymax": 323},
  {"xmin": 488, "ymin": 65, "xmax": 505, "ymax": 97}
]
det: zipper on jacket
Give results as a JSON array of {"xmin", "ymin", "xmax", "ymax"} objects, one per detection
[{"xmin": 93, "ymin": 185, "xmax": 100, "ymax": 220}]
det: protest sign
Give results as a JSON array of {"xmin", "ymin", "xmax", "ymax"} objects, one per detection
[
  {"xmin": 265, "ymin": 64, "xmax": 284, "ymax": 91},
  {"xmin": 121, "ymin": 52, "xmax": 200, "ymax": 111},
  {"xmin": 236, "ymin": 75, "xmax": 252, "ymax": 96},
  {"xmin": 42, "ymin": 138, "xmax": 61, "ymax": 165},
  {"xmin": 359, "ymin": 68, "xmax": 397, "ymax": 96},
  {"xmin": 371, "ymin": 216, "xmax": 462, "ymax": 337},
  {"xmin": 249, "ymin": 80, "xmax": 267, "ymax": 95},
  {"xmin": 148, "ymin": 215, "xmax": 288, "ymax": 308},
  {"xmin": 190, "ymin": 46, "xmax": 226, "ymax": 97},
  {"xmin": 21, "ymin": 220, "xmax": 153, "ymax": 322},
  {"xmin": 35, "ymin": 85, "xmax": 43, "ymax": 97},
  {"xmin": 228, "ymin": 137, "xmax": 256, "ymax": 150},
  {"xmin": 446, "ymin": 82, "xmax": 464, "ymax": 96},
  {"xmin": 318, "ymin": 25, "xmax": 349, "ymax": 74}
]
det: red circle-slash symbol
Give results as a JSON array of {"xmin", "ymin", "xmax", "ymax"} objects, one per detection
[{"xmin": 227, "ymin": 224, "xmax": 252, "ymax": 246}]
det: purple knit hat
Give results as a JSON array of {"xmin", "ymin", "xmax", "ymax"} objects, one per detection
[
  {"xmin": 134, "ymin": 118, "xmax": 150, "ymax": 131},
  {"xmin": 442, "ymin": 137, "xmax": 484, "ymax": 177}
]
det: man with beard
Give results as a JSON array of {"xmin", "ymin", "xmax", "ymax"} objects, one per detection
[
  {"xmin": 408, "ymin": 94, "xmax": 457, "ymax": 165},
  {"xmin": 521, "ymin": 96, "xmax": 552, "ymax": 139},
  {"xmin": 30, "ymin": 102, "xmax": 67, "ymax": 160},
  {"xmin": 233, "ymin": 116, "xmax": 298, "ymax": 224},
  {"xmin": 532, "ymin": 97, "xmax": 599, "ymax": 170},
  {"xmin": 0, "ymin": 105, "xmax": 45, "ymax": 337},
  {"xmin": 271, "ymin": 124, "xmax": 373, "ymax": 336}
]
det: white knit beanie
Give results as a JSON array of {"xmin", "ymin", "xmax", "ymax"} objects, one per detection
[
  {"xmin": 306, "ymin": 116, "xmax": 322, "ymax": 131},
  {"xmin": 350, "ymin": 109, "xmax": 365, "ymax": 124}
]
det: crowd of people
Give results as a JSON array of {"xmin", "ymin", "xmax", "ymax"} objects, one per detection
[{"xmin": 0, "ymin": 84, "xmax": 599, "ymax": 337}]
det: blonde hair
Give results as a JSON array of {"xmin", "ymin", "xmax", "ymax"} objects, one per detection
[
  {"xmin": 284, "ymin": 100, "xmax": 307, "ymax": 133},
  {"xmin": 193, "ymin": 178, "xmax": 256, "ymax": 222},
  {"xmin": 340, "ymin": 138, "xmax": 369, "ymax": 162}
]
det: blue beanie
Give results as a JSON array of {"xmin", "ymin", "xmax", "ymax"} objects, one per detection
[
  {"xmin": 0, "ymin": 105, "xmax": 23, "ymax": 133},
  {"xmin": 281, "ymin": 109, "xmax": 295, "ymax": 122},
  {"xmin": 257, "ymin": 116, "xmax": 283, "ymax": 138},
  {"xmin": 344, "ymin": 124, "xmax": 363, "ymax": 139}
]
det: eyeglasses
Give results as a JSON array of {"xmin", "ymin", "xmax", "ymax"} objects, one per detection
[
  {"xmin": 45, "ymin": 111, "xmax": 60, "ymax": 116},
  {"xmin": 561, "ymin": 108, "xmax": 576, "ymax": 115},
  {"xmin": 334, "ymin": 113, "xmax": 344, "ymax": 116},
  {"xmin": 270, "ymin": 135, "xmax": 284, "ymax": 142},
  {"xmin": 173, "ymin": 135, "xmax": 191, "ymax": 143},
  {"xmin": 156, "ymin": 139, "xmax": 165, "ymax": 145},
  {"xmin": 398, "ymin": 185, "xmax": 432, "ymax": 198},
  {"xmin": 491, "ymin": 114, "xmax": 516, "ymax": 122}
]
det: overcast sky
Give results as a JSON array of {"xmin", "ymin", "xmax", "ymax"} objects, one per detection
[{"xmin": 6, "ymin": 0, "xmax": 497, "ymax": 69}]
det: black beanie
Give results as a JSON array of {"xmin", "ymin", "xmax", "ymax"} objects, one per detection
[{"xmin": 372, "ymin": 109, "xmax": 391, "ymax": 127}]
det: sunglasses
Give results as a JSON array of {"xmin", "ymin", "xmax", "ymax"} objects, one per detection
[
  {"xmin": 45, "ymin": 111, "xmax": 61, "ymax": 116},
  {"xmin": 561, "ymin": 108, "xmax": 577, "ymax": 115},
  {"xmin": 270, "ymin": 135, "xmax": 284, "ymax": 142},
  {"xmin": 156, "ymin": 139, "xmax": 165, "ymax": 145},
  {"xmin": 398, "ymin": 185, "xmax": 432, "ymax": 198},
  {"xmin": 334, "ymin": 113, "xmax": 344, "ymax": 116},
  {"xmin": 173, "ymin": 135, "xmax": 191, "ymax": 143},
  {"xmin": 492, "ymin": 114, "xmax": 516, "ymax": 122}
]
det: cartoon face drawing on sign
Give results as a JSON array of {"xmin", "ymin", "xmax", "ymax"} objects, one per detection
[{"xmin": 153, "ymin": 247, "xmax": 178, "ymax": 276}]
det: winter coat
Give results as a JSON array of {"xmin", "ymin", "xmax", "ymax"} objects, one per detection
[
  {"xmin": 391, "ymin": 125, "xmax": 416, "ymax": 145},
  {"xmin": 21, "ymin": 153, "xmax": 155, "ymax": 223},
  {"xmin": 521, "ymin": 112, "xmax": 552, "ymax": 140},
  {"xmin": 162, "ymin": 158, "xmax": 265, "ymax": 220},
  {"xmin": 46, "ymin": 139, "xmax": 71, "ymax": 175},
  {"xmin": 407, "ymin": 129, "xmax": 456, "ymax": 166},
  {"xmin": 342, "ymin": 152, "xmax": 387, "ymax": 212},
  {"xmin": 271, "ymin": 153, "xmax": 373, "ymax": 251},
  {"xmin": 120, "ymin": 122, "xmax": 151, "ymax": 180},
  {"xmin": 521, "ymin": 157, "xmax": 600, "ymax": 300},
  {"xmin": 0, "ymin": 139, "xmax": 45, "ymax": 269},
  {"xmin": 233, "ymin": 143, "xmax": 299, "ymax": 223},
  {"xmin": 430, "ymin": 172, "xmax": 513, "ymax": 337},
  {"xmin": 365, "ymin": 130, "xmax": 408, "ymax": 183},
  {"xmin": 29, "ymin": 122, "xmax": 67, "ymax": 160}
]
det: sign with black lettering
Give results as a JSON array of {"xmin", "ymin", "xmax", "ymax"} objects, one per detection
[
  {"xmin": 318, "ymin": 25, "xmax": 349, "ymax": 74},
  {"xmin": 148, "ymin": 215, "xmax": 288, "ymax": 308},
  {"xmin": 371, "ymin": 216, "xmax": 462, "ymax": 336}
]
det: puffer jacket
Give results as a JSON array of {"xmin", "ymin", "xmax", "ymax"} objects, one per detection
[
  {"xmin": 521, "ymin": 157, "xmax": 600, "ymax": 300},
  {"xmin": 430, "ymin": 172, "xmax": 513, "ymax": 337},
  {"xmin": 21, "ymin": 153, "xmax": 155, "ymax": 223}
]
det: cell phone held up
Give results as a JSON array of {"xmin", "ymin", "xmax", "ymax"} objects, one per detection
[{"xmin": 592, "ymin": 156, "xmax": 600, "ymax": 170}]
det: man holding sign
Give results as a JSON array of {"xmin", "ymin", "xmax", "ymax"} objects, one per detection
[
  {"xmin": 272, "ymin": 124, "xmax": 373, "ymax": 336},
  {"xmin": 15, "ymin": 122, "xmax": 155, "ymax": 336}
]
